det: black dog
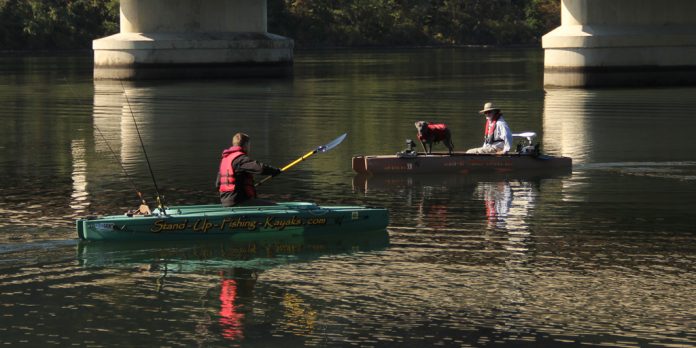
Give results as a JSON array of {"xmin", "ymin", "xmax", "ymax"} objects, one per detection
[{"xmin": 415, "ymin": 121, "xmax": 454, "ymax": 154}]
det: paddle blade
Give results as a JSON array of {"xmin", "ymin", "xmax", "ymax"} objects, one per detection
[
  {"xmin": 317, "ymin": 133, "xmax": 347, "ymax": 153},
  {"xmin": 256, "ymin": 132, "xmax": 347, "ymax": 188}
]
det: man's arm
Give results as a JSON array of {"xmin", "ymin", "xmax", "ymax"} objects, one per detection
[
  {"xmin": 234, "ymin": 155, "xmax": 281, "ymax": 176},
  {"xmin": 498, "ymin": 121, "xmax": 513, "ymax": 154}
]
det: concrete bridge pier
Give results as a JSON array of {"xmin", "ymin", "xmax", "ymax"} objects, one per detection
[
  {"xmin": 542, "ymin": 0, "xmax": 696, "ymax": 87},
  {"xmin": 93, "ymin": 0, "xmax": 293, "ymax": 80}
]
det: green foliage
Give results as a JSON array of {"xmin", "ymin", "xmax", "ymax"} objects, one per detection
[
  {"xmin": 0, "ymin": 0, "xmax": 119, "ymax": 50},
  {"xmin": 269, "ymin": 0, "xmax": 561, "ymax": 47},
  {"xmin": 524, "ymin": 0, "xmax": 561, "ymax": 35},
  {"xmin": 1, "ymin": 0, "xmax": 559, "ymax": 50}
]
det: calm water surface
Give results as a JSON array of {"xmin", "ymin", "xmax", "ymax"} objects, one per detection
[{"xmin": 1, "ymin": 49, "xmax": 695, "ymax": 347}]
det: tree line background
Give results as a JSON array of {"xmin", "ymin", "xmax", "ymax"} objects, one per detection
[{"xmin": 0, "ymin": 0, "xmax": 560, "ymax": 50}]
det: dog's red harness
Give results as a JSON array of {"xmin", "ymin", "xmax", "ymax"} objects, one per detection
[
  {"xmin": 418, "ymin": 123, "xmax": 448, "ymax": 142},
  {"xmin": 219, "ymin": 146, "xmax": 256, "ymax": 198}
]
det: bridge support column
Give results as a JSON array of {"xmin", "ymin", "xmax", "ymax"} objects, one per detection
[
  {"xmin": 93, "ymin": 0, "xmax": 293, "ymax": 80},
  {"xmin": 542, "ymin": 0, "xmax": 696, "ymax": 87}
]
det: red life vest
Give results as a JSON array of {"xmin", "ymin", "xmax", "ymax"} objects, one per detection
[
  {"xmin": 418, "ymin": 123, "xmax": 448, "ymax": 142},
  {"xmin": 483, "ymin": 115, "xmax": 502, "ymax": 145},
  {"xmin": 219, "ymin": 146, "xmax": 256, "ymax": 198}
]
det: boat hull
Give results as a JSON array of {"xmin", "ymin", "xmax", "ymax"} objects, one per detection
[
  {"xmin": 77, "ymin": 202, "xmax": 389, "ymax": 241},
  {"xmin": 352, "ymin": 152, "xmax": 572, "ymax": 175}
]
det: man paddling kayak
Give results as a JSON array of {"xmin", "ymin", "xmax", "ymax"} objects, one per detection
[
  {"xmin": 466, "ymin": 102, "xmax": 513, "ymax": 154},
  {"xmin": 217, "ymin": 133, "xmax": 281, "ymax": 207}
]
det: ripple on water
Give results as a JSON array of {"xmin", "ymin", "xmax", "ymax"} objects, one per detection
[{"xmin": 1, "ymin": 52, "xmax": 696, "ymax": 347}]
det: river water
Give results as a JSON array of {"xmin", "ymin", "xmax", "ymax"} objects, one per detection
[{"xmin": 0, "ymin": 49, "xmax": 695, "ymax": 347}]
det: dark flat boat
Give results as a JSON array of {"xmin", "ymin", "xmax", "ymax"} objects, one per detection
[
  {"xmin": 353, "ymin": 132, "xmax": 572, "ymax": 175},
  {"xmin": 353, "ymin": 152, "xmax": 572, "ymax": 175}
]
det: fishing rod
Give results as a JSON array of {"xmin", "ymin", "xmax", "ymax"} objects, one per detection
[
  {"xmin": 93, "ymin": 123, "xmax": 151, "ymax": 213},
  {"xmin": 64, "ymin": 81, "xmax": 151, "ymax": 214},
  {"xmin": 120, "ymin": 81, "xmax": 166, "ymax": 213}
]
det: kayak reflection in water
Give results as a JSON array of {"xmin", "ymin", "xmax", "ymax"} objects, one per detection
[
  {"xmin": 219, "ymin": 278, "xmax": 244, "ymax": 340},
  {"xmin": 217, "ymin": 132, "xmax": 282, "ymax": 207},
  {"xmin": 218, "ymin": 268, "xmax": 257, "ymax": 341}
]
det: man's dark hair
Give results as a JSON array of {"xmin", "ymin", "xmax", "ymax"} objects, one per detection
[{"xmin": 232, "ymin": 133, "xmax": 250, "ymax": 147}]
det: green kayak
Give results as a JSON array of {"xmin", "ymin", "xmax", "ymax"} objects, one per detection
[{"xmin": 76, "ymin": 202, "xmax": 389, "ymax": 241}]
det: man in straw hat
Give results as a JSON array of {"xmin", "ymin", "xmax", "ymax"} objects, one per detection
[{"xmin": 466, "ymin": 102, "xmax": 513, "ymax": 154}]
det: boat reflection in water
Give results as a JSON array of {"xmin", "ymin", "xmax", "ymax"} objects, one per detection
[
  {"xmin": 353, "ymin": 167, "xmax": 569, "ymax": 191},
  {"xmin": 77, "ymin": 228, "xmax": 389, "ymax": 270},
  {"xmin": 476, "ymin": 180, "xmax": 514, "ymax": 230},
  {"xmin": 353, "ymin": 171, "xmax": 561, "ymax": 238},
  {"xmin": 474, "ymin": 180, "xmax": 537, "ymax": 232},
  {"xmin": 77, "ymin": 229, "xmax": 388, "ymax": 342},
  {"xmin": 354, "ymin": 172, "xmax": 556, "ymax": 338}
]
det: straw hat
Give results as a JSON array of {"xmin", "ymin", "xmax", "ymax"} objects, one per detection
[{"xmin": 479, "ymin": 102, "xmax": 500, "ymax": 114}]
